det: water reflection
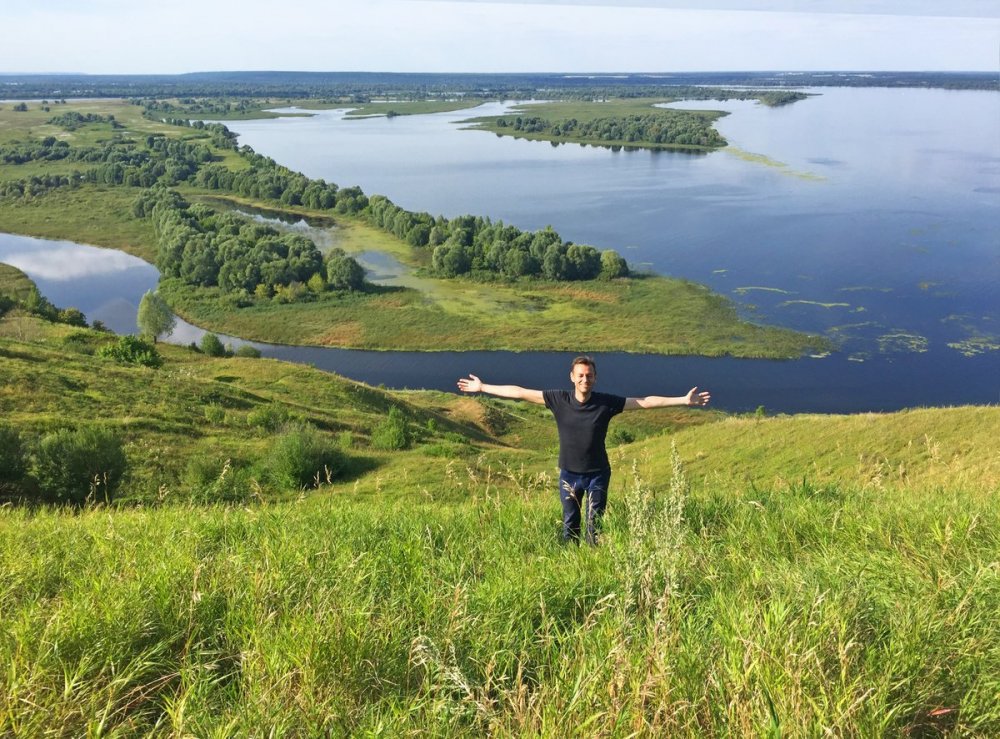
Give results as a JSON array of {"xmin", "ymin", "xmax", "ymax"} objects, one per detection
[{"xmin": 0, "ymin": 234, "xmax": 159, "ymax": 335}]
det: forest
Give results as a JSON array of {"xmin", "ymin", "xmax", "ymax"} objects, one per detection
[
  {"xmin": 0, "ymin": 105, "xmax": 630, "ymax": 292},
  {"xmin": 2, "ymin": 70, "xmax": 995, "ymax": 100}
]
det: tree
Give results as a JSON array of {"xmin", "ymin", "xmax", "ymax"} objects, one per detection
[
  {"xmin": 136, "ymin": 290, "xmax": 175, "ymax": 343},
  {"xmin": 326, "ymin": 249, "xmax": 366, "ymax": 291},
  {"xmin": 600, "ymin": 249, "xmax": 629, "ymax": 279}
]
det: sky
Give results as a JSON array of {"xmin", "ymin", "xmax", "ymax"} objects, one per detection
[{"xmin": 2, "ymin": 0, "xmax": 998, "ymax": 75}]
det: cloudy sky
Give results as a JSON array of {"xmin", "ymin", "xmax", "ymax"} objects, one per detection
[{"xmin": 3, "ymin": 0, "xmax": 998, "ymax": 74}]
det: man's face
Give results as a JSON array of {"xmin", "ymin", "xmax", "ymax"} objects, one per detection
[{"xmin": 570, "ymin": 363, "xmax": 596, "ymax": 397}]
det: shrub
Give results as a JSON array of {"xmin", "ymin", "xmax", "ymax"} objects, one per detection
[
  {"xmin": 199, "ymin": 332, "xmax": 226, "ymax": 357},
  {"xmin": 609, "ymin": 427, "xmax": 636, "ymax": 446},
  {"xmin": 32, "ymin": 426, "xmax": 127, "ymax": 504},
  {"xmin": 247, "ymin": 404, "xmax": 295, "ymax": 432},
  {"xmin": 0, "ymin": 425, "xmax": 28, "ymax": 494},
  {"xmin": 97, "ymin": 335, "xmax": 162, "ymax": 368},
  {"xmin": 234, "ymin": 344, "xmax": 262, "ymax": 358},
  {"xmin": 204, "ymin": 404, "xmax": 226, "ymax": 425},
  {"xmin": 56, "ymin": 307, "xmax": 88, "ymax": 327},
  {"xmin": 371, "ymin": 406, "xmax": 411, "ymax": 451},
  {"xmin": 181, "ymin": 455, "xmax": 255, "ymax": 503},
  {"xmin": 261, "ymin": 425, "xmax": 347, "ymax": 489}
]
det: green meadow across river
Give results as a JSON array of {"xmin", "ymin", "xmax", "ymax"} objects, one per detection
[{"xmin": 0, "ymin": 99, "xmax": 825, "ymax": 357}]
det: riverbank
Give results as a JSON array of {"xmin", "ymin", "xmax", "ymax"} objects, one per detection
[
  {"xmin": 0, "ymin": 181, "xmax": 826, "ymax": 358},
  {"xmin": 158, "ymin": 270, "xmax": 826, "ymax": 357}
]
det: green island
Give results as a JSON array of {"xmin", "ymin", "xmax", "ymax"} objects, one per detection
[
  {"xmin": 1, "ymin": 82, "xmax": 999, "ymax": 735},
  {"xmin": 0, "ymin": 98, "xmax": 826, "ymax": 357},
  {"xmin": 463, "ymin": 97, "xmax": 730, "ymax": 150}
]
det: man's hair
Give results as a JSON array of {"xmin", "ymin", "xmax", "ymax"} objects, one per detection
[{"xmin": 570, "ymin": 355, "xmax": 596, "ymax": 373}]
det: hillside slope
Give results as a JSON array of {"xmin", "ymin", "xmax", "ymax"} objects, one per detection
[{"xmin": 634, "ymin": 406, "xmax": 999, "ymax": 494}]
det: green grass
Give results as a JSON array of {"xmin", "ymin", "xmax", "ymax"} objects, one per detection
[
  {"xmin": 1, "ymin": 415, "xmax": 997, "ymax": 734},
  {"xmin": 0, "ymin": 263, "xmax": 34, "ymax": 301},
  {"xmin": 0, "ymin": 317, "xmax": 504, "ymax": 502},
  {"xmin": 342, "ymin": 100, "xmax": 487, "ymax": 118},
  {"xmin": 0, "ymin": 185, "xmax": 158, "ymax": 260},
  {"xmin": 159, "ymin": 273, "xmax": 827, "ymax": 358},
  {"xmin": 2, "ymin": 319, "xmax": 999, "ymax": 734}
]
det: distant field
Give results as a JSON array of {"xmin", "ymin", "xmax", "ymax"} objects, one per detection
[{"xmin": 341, "ymin": 99, "xmax": 486, "ymax": 118}]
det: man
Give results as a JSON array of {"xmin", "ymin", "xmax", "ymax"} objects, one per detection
[{"xmin": 457, "ymin": 355, "xmax": 710, "ymax": 544}]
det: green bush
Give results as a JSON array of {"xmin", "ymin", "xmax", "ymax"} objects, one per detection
[
  {"xmin": 609, "ymin": 427, "xmax": 636, "ymax": 446},
  {"xmin": 234, "ymin": 344, "xmax": 262, "ymax": 358},
  {"xmin": 260, "ymin": 425, "xmax": 347, "ymax": 489},
  {"xmin": 181, "ymin": 455, "xmax": 255, "ymax": 503},
  {"xmin": 31, "ymin": 426, "xmax": 127, "ymax": 504},
  {"xmin": 204, "ymin": 404, "xmax": 226, "ymax": 425},
  {"xmin": 97, "ymin": 335, "xmax": 162, "ymax": 368},
  {"xmin": 199, "ymin": 332, "xmax": 227, "ymax": 357},
  {"xmin": 371, "ymin": 406, "xmax": 411, "ymax": 451},
  {"xmin": 0, "ymin": 424, "xmax": 28, "ymax": 494},
  {"xmin": 247, "ymin": 404, "xmax": 296, "ymax": 432}
]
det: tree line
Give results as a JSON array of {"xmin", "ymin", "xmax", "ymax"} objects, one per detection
[
  {"xmin": 1, "ymin": 105, "xmax": 630, "ymax": 285},
  {"xmin": 498, "ymin": 111, "xmax": 727, "ymax": 148},
  {"xmin": 367, "ymin": 195, "xmax": 628, "ymax": 281},
  {"xmin": 3, "ymin": 71, "xmax": 994, "ymax": 100},
  {"xmin": 133, "ymin": 186, "xmax": 366, "ymax": 300}
]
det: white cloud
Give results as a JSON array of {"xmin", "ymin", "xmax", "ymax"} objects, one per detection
[{"xmin": 1, "ymin": 0, "xmax": 997, "ymax": 73}]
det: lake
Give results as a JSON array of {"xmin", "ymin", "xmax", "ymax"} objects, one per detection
[
  {"xmin": 225, "ymin": 88, "xmax": 999, "ymax": 361},
  {"xmin": 1, "ymin": 87, "xmax": 997, "ymax": 412}
]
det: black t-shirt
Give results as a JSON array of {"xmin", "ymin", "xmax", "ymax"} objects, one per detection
[{"xmin": 543, "ymin": 389, "xmax": 626, "ymax": 473}]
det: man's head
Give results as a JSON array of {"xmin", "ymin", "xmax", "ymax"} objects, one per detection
[{"xmin": 569, "ymin": 355, "xmax": 596, "ymax": 400}]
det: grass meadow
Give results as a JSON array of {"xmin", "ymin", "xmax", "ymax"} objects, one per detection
[
  {"xmin": 2, "ymin": 444, "xmax": 998, "ymax": 736},
  {"xmin": 1, "ymin": 318, "xmax": 999, "ymax": 736}
]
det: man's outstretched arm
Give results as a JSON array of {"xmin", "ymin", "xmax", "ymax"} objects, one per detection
[
  {"xmin": 623, "ymin": 387, "xmax": 711, "ymax": 410},
  {"xmin": 456, "ymin": 374, "xmax": 545, "ymax": 405}
]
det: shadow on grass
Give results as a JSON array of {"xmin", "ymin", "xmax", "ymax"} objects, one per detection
[{"xmin": 339, "ymin": 454, "xmax": 383, "ymax": 482}]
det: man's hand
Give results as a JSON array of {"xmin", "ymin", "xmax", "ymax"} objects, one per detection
[
  {"xmin": 686, "ymin": 387, "xmax": 711, "ymax": 407},
  {"xmin": 457, "ymin": 374, "xmax": 483, "ymax": 393},
  {"xmin": 456, "ymin": 375, "xmax": 546, "ymax": 404}
]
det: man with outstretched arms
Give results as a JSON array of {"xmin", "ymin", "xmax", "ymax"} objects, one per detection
[{"xmin": 457, "ymin": 355, "xmax": 710, "ymax": 544}]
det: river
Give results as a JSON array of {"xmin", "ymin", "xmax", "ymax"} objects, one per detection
[{"xmin": 1, "ymin": 87, "xmax": 997, "ymax": 412}]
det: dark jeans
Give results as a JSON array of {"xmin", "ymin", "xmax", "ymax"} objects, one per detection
[{"xmin": 559, "ymin": 468, "xmax": 611, "ymax": 545}]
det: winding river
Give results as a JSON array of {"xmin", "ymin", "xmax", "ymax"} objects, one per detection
[{"xmin": 2, "ymin": 86, "xmax": 997, "ymax": 413}]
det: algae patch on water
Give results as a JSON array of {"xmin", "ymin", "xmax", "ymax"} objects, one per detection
[
  {"xmin": 878, "ymin": 331, "xmax": 929, "ymax": 354},
  {"xmin": 946, "ymin": 338, "xmax": 1000, "ymax": 357},
  {"xmin": 778, "ymin": 299, "xmax": 851, "ymax": 309},
  {"xmin": 733, "ymin": 286, "xmax": 795, "ymax": 296},
  {"xmin": 724, "ymin": 146, "xmax": 825, "ymax": 181}
]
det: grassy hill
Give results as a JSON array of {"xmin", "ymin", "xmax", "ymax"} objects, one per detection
[{"xmin": 1, "ymin": 312, "xmax": 998, "ymax": 735}]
